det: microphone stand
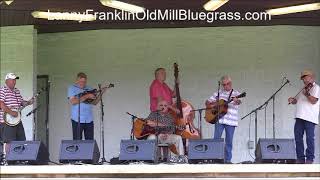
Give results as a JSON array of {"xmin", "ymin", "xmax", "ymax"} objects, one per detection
[
  {"xmin": 98, "ymin": 84, "xmax": 107, "ymax": 164},
  {"xmin": 74, "ymin": 86, "xmax": 93, "ymax": 141},
  {"xmin": 74, "ymin": 86, "xmax": 90, "ymax": 141},
  {"xmin": 217, "ymin": 81, "xmax": 221, "ymax": 124},
  {"xmin": 265, "ymin": 79, "xmax": 290, "ymax": 139},
  {"xmin": 155, "ymin": 110, "xmax": 161, "ymax": 164},
  {"xmin": 77, "ymin": 93, "xmax": 81, "ymax": 140},
  {"xmin": 27, "ymin": 105, "xmax": 41, "ymax": 141},
  {"xmin": 241, "ymin": 103, "xmax": 265, "ymax": 147},
  {"xmin": 241, "ymin": 79, "xmax": 290, "ymax": 147},
  {"xmin": 191, "ymin": 107, "xmax": 212, "ymax": 139},
  {"xmin": 196, "ymin": 109, "xmax": 203, "ymax": 139},
  {"xmin": 126, "ymin": 112, "xmax": 137, "ymax": 140}
]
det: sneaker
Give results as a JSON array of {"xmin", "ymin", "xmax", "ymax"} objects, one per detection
[
  {"xmin": 177, "ymin": 155, "xmax": 188, "ymax": 164},
  {"xmin": 169, "ymin": 156, "xmax": 179, "ymax": 163}
]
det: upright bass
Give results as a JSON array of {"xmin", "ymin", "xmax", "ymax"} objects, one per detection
[{"xmin": 170, "ymin": 63, "xmax": 200, "ymax": 139}]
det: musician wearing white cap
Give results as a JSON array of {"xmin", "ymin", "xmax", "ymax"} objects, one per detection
[
  {"xmin": 0, "ymin": 73, "xmax": 34, "ymax": 143},
  {"xmin": 288, "ymin": 70, "xmax": 320, "ymax": 164}
]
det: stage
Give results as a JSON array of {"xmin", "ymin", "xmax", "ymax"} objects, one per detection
[{"xmin": 0, "ymin": 164, "xmax": 319, "ymax": 178}]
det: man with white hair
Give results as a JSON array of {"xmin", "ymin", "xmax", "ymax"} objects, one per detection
[
  {"xmin": 288, "ymin": 70, "xmax": 319, "ymax": 164},
  {"xmin": 146, "ymin": 100, "xmax": 184, "ymax": 159},
  {"xmin": 0, "ymin": 73, "xmax": 34, "ymax": 143},
  {"xmin": 205, "ymin": 75, "xmax": 242, "ymax": 163}
]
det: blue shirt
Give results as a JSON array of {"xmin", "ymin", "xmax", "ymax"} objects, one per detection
[{"xmin": 68, "ymin": 84, "xmax": 94, "ymax": 123}]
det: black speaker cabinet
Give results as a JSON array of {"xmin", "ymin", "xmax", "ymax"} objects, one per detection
[
  {"xmin": 119, "ymin": 139, "xmax": 157, "ymax": 162},
  {"xmin": 255, "ymin": 138, "xmax": 296, "ymax": 163},
  {"xmin": 6, "ymin": 141, "xmax": 49, "ymax": 165},
  {"xmin": 188, "ymin": 138, "xmax": 225, "ymax": 163},
  {"xmin": 59, "ymin": 140, "xmax": 100, "ymax": 164}
]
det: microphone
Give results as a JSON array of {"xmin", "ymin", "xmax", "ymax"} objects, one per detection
[
  {"xmin": 283, "ymin": 77, "xmax": 291, "ymax": 86},
  {"xmin": 26, "ymin": 105, "xmax": 40, "ymax": 117},
  {"xmin": 26, "ymin": 111, "xmax": 33, "ymax": 117},
  {"xmin": 126, "ymin": 112, "xmax": 137, "ymax": 119}
]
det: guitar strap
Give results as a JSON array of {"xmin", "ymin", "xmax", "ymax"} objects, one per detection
[{"xmin": 227, "ymin": 89, "xmax": 234, "ymax": 101}]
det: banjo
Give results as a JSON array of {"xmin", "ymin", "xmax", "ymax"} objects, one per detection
[{"xmin": 3, "ymin": 88, "xmax": 45, "ymax": 126}]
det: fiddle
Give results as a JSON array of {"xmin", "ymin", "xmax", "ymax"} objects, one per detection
[
  {"xmin": 288, "ymin": 83, "xmax": 313, "ymax": 104},
  {"xmin": 304, "ymin": 83, "xmax": 314, "ymax": 93},
  {"xmin": 82, "ymin": 83, "xmax": 114, "ymax": 104}
]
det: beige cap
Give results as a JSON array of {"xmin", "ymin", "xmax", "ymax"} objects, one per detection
[{"xmin": 300, "ymin": 69, "xmax": 314, "ymax": 79}]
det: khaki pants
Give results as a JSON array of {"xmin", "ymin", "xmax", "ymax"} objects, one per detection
[{"xmin": 147, "ymin": 134, "xmax": 184, "ymax": 156}]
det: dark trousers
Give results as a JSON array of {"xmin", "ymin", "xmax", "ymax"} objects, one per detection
[
  {"xmin": 0, "ymin": 122, "xmax": 26, "ymax": 143},
  {"xmin": 294, "ymin": 118, "xmax": 316, "ymax": 162},
  {"xmin": 71, "ymin": 120, "xmax": 94, "ymax": 140},
  {"xmin": 0, "ymin": 123, "xmax": 3, "ymax": 142}
]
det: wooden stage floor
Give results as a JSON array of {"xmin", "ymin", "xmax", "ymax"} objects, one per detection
[{"xmin": 0, "ymin": 164, "xmax": 320, "ymax": 178}]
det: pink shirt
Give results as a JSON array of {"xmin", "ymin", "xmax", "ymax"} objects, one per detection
[{"xmin": 149, "ymin": 79, "xmax": 174, "ymax": 112}]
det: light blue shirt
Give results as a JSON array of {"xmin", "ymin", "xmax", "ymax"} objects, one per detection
[{"xmin": 68, "ymin": 84, "xmax": 94, "ymax": 123}]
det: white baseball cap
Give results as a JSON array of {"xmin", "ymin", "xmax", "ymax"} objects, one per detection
[{"xmin": 5, "ymin": 73, "xmax": 19, "ymax": 80}]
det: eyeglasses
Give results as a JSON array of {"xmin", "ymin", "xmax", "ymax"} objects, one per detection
[
  {"xmin": 222, "ymin": 82, "xmax": 231, "ymax": 86},
  {"xmin": 159, "ymin": 104, "xmax": 168, "ymax": 107}
]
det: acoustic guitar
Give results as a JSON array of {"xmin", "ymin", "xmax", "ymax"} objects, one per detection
[
  {"xmin": 133, "ymin": 118, "xmax": 179, "ymax": 155},
  {"xmin": 205, "ymin": 92, "xmax": 246, "ymax": 124}
]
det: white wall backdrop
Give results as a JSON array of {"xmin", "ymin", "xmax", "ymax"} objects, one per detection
[{"xmin": 37, "ymin": 26, "xmax": 320, "ymax": 163}]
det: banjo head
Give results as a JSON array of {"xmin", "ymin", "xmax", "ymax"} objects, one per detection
[{"xmin": 4, "ymin": 108, "xmax": 21, "ymax": 126}]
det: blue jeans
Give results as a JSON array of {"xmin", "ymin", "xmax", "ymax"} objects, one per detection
[
  {"xmin": 294, "ymin": 118, "xmax": 316, "ymax": 162},
  {"xmin": 214, "ymin": 122, "xmax": 235, "ymax": 163}
]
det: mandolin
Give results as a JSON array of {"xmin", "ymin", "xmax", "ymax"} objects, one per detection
[{"xmin": 205, "ymin": 92, "xmax": 246, "ymax": 124}]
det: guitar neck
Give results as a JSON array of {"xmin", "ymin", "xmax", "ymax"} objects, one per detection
[{"xmin": 226, "ymin": 93, "xmax": 246, "ymax": 104}]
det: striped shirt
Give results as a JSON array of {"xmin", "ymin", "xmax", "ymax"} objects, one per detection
[
  {"xmin": 0, "ymin": 86, "xmax": 23, "ymax": 123},
  {"xmin": 207, "ymin": 89, "xmax": 241, "ymax": 126}
]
